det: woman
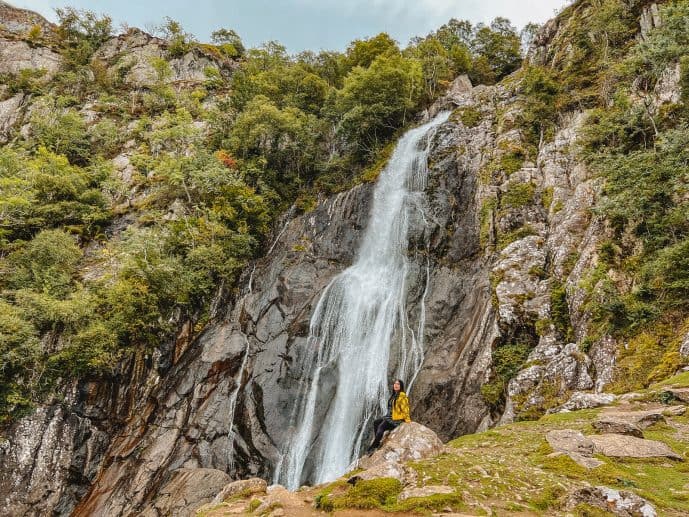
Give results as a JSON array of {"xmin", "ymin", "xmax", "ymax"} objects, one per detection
[{"xmin": 367, "ymin": 379, "xmax": 411, "ymax": 453}]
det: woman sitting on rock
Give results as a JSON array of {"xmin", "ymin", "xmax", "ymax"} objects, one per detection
[{"xmin": 367, "ymin": 379, "xmax": 411, "ymax": 453}]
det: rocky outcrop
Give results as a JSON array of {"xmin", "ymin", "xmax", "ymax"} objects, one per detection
[
  {"xmin": 590, "ymin": 433, "xmax": 682, "ymax": 460},
  {"xmin": 94, "ymin": 28, "xmax": 234, "ymax": 87},
  {"xmin": 0, "ymin": 1, "xmax": 54, "ymax": 36},
  {"xmin": 0, "ymin": 38, "xmax": 61, "ymax": 77}
]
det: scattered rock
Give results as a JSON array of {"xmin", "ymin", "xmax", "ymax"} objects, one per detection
[
  {"xmin": 661, "ymin": 388, "xmax": 689, "ymax": 403},
  {"xmin": 210, "ymin": 477, "xmax": 267, "ymax": 505},
  {"xmin": 590, "ymin": 434, "xmax": 683, "ymax": 460},
  {"xmin": 566, "ymin": 485, "xmax": 656, "ymax": 516},
  {"xmin": 139, "ymin": 468, "xmax": 231, "ymax": 517},
  {"xmin": 592, "ymin": 418, "xmax": 644, "ymax": 438},
  {"xmin": 553, "ymin": 391, "xmax": 616, "ymax": 412},
  {"xmin": 663, "ymin": 405, "xmax": 686, "ymax": 417},
  {"xmin": 600, "ymin": 408, "xmax": 665, "ymax": 429},
  {"xmin": 398, "ymin": 485, "xmax": 454, "ymax": 501},
  {"xmin": 545, "ymin": 429, "xmax": 603, "ymax": 468},
  {"xmin": 546, "ymin": 429, "xmax": 593, "ymax": 456}
]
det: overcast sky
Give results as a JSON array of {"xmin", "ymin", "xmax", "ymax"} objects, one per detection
[{"xmin": 15, "ymin": 0, "xmax": 568, "ymax": 53}]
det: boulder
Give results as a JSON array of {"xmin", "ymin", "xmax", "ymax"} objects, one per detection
[
  {"xmin": 566, "ymin": 486, "xmax": 656, "ymax": 516},
  {"xmin": 348, "ymin": 422, "xmax": 443, "ymax": 483},
  {"xmin": 661, "ymin": 388, "xmax": 689, "ymax": 403},
  {"xmin": 590, "ymin": 434, "xmax": 683, "ymax": 460},
  {"xmin": 553, "ymin": 391, "xmax": 616, "ymax": 412},
  {"xmin": 545, "ymin": 429, "xmax": 603, "ymax": 469},
  {"xmin": 210, "ymin": 477, "xmax": 267, "ymax": 505},
  {"xmin": 592, "ymin": 418, "xmax": 644, "ymax": 438},
  {"xmin": 600, "ymin": 408, "xmax": 666, "ymax": 429},
  {"xmin": 139, "ymin": 468, "xmax": 231, "ymax": 517}
]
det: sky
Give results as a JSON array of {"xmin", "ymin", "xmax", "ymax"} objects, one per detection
[{"xmin": 14, "ymin": 0, "xmax": 569, "ymax": 53}]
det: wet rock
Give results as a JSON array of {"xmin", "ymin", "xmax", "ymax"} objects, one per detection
[
  {"xmin": 566, "ymin": 486, "xmax": 656, "ymax": 516},
  {"xmin": 590, "ymin": 434, "xmax": 682, "ymax": 460},
  {"xmin": 140, "ymin": 468, "xmax": 230, "ymax": 517}
]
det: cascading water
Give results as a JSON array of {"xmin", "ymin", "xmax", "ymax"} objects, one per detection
[{"xmin": 275, "ymin": 111, "xmax": 450, "ymax": 490}]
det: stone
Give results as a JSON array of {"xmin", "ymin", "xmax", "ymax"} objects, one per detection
[
  {"xmin": 0, "ymin": 93, "xmax": 25, "ymax": 142},
  {"xmin": 398, "ymin": 485, "xmax": 455, "ymax": 501},
  {"xmin": 566, "ymin": 486, "xmax": 656, "ymax": 517},
  {"xmin": 546, "ymin": 429, "xmax": 594, "ymax": 456},
  {"xmin": 661, "ymin": 388, "xmax": 689, "ymax": 403},
  {"xmin": 348, "ymin": 423, "xmax": 444, "ymax": 484},
  {"xmin": 680, "ymin": 331, "xmax": 689, "ymax": 359},
  {"xmin": 553, "ymin": 391, "xmax": 616, "ymax": 412},
  {"xmin": 545, "ymin": 429, "xmax": 604, "ymax": 469},
  {"xmin": 0, "ymin": 38, "xmax": 61, "ymax": 78},
  {"xmin": 140, "ymin": 468, "xmax": 231, "ymax": 517},
  {"xmin": 590, "ymin": 434, "xmax": 682, "ymax": 460},
  {"xmin": 600, "ymin": 408, "xmax": 666, "ymax": 429},
  {"xmin": 210, "ymin": 477, "xmax": 267, "ymax": 505},
  {"xmin": 663, "ymin": 405, "xmax": 686, "ymax": 417},
  {"xmin": 592, "ymin": 418, "xmax": 644, "ymax": 438}
]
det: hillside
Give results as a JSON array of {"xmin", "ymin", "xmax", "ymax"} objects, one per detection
[{"xmin": 1, "ymin": 0, "xmax": 688, "ymax": 515}]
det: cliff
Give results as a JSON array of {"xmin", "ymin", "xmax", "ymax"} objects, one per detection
[{"xmin": 0, "ymin": 1, "xmax": 688, "ymax": 515}]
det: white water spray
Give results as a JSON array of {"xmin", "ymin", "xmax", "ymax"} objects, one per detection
[{"xmin": 275, "ymin": 111, "xmax": 450, "ymax": 489}]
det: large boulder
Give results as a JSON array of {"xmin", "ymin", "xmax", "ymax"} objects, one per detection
[
  {"xmin": 590, "ymin": 434, "xmax": 683, "ymax": 460},
  {"xmin": 0, "ymin": 39, "xmax": 61, "ymax": 77},
  {"xmin": 545, "ymin": 429, "xmax": 603, "ymax": 469},
  {"xmin": 347, "ymin": 422, "xmax": 444, "ymax": 483}
]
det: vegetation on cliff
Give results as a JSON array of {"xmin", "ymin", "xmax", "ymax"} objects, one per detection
[{"xmin": 0, "ymin": 6, "xmax": 525, "ymax": 423}]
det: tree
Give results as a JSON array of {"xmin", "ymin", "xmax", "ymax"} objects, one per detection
[
  {"xmin": 471, "ymin": 17, "xmax": 522, "ymax": 84},
  {"xmin": 334, "ymin": 53, "xmax": 423, "ymax": 157},
  {"xmin": 345, "ymin": 33, "xmax": 399, "ymax": 70},
  {"xmin": 211, "ymin": 28, "xmax": 245, "ymax": 58},
  {"xmin": 55, "ymin": 8, "xmax": 113, "ymax": 67}
]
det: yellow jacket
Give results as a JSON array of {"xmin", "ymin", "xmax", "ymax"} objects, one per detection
[{"xmin": 391, "ymin": 392, "xmax": 411, "ymax": 423}]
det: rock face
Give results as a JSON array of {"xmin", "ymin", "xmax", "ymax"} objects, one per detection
[
  {"xmin": 0, "ymin": 3, "xmax": 682, "ymax": 515},
  {"xmin": 139, "ymin": 468, "xmax": 231, "ymax": 517}
]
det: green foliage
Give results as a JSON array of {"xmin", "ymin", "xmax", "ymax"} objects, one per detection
[
  {"xmin": 345, "ymin": 33, "xmax": 398, "ymax": 69},
  {"xmin": 502, "ymin": 182, "xmax": 535, "ymax": 208},
  {"xmin": 331, "ymin": 478, "xmax": 402, "ymax": 509},
  {"xmin": 453, "ymin": 106, "xmax": 482, "ymax": 127},
  {"xmin": 519, "ymin": 65, "xmax": 561, "ymax": 145},
  {"xmin": 470, "ymin": 17, "xmax": 522, "ymax": 84},
  {"xmin": 55, "ymin": 7, "xmax": 113, "ymax": 68},
  {"xmin": 211, "ymin": 28, "xmax": 245, "ymax": 58},
  {"xmin": 29, "ymin": 97, "xmax": 91, "ymax": 164},
  {"xmin": 334, "ymin": 52, "xmax": 423, "ymax": 158},
  {"xmin": 160, "ymin": 17, "xmax": 195, "ymax": 58},
  {"xmin": 550, "ymin": 281, "xmax": 573, "ymax": 341}
]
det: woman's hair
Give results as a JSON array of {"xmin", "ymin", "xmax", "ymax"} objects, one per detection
[{"xmin": 388, "ymin": 379, "xmax": 405, "ymax": 407}]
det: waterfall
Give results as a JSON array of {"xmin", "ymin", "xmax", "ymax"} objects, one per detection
[{"xmin": 275, "ymin": 111, "xmax": 450, "ymax": 489}]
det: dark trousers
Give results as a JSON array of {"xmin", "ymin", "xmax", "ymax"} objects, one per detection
[{"xmin": 370, "ymin": 417, "xmax": 398, "ymax": 449}]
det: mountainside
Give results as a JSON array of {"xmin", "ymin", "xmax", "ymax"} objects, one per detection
[{"xmin": 1, "ymin": 1, "xmax": 688, "ymax": 515}]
